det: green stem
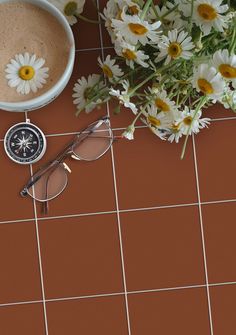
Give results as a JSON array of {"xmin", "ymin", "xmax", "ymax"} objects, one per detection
[
  {"xmin": 75, "ymin": 87, "xmax": 109, "ymax": 116},
  {"xmin": 229, "ymin": 19, "xmax": 236, "ymax": 55},
  {"xmin": 161, "ymin": 4, "xmax": 178, "ymax": 19},
  {"xmin": 77, "ymin": 14, "xmax": 99, "ymax": 24},
  {"xmin": 129, "ymin": 61, "xmax": 177, "ymax": 96},
  {"xmin": 189, "ymin": 0, "xmax": 194, "ymax": 33},
  {"xmin": 151, "ymin": 2, "xmax": 160, "ymax": 20},
  {"xmin": 141, "ymin": 0, "xmax": 153, "ymax": 20},
  {"xmin": 180, "ymin": 96, "xmax": 207, "ymax": 160}
]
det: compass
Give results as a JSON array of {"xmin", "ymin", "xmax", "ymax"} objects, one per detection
[{"xmin": 4, "ymin": 119, "xmax": 47, "ymax": 164}]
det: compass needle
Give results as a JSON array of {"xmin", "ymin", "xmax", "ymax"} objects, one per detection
[{"xmin": 4, "ymin": 121, "xmax": 46, "ymax": 164}]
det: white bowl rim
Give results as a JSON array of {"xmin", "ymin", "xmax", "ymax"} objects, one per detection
[{"xmin": 0, "ymin": 0, "xmax": 75, "ymax": 108}]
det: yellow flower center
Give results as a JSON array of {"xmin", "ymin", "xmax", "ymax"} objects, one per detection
[
  {"xmin": 18, "ymin": 66, "xmax": 35, "ymax": 80},
  {"xmin": 219, "ymin": 64, "xmax": 236, "ymax": 79},
  {"xmin": 183, "ymin": 116, "xmax": 193, "ymax": 126},
  {"xmin": 102, "ymin": 65, "xmax": 113, "ymax": 78},
  {"xmin": 128, "ymin": 23, "xmax": 148, "ymax": 35},
  {"xmin": 171, "ymin": 123, "xmax": 180, "ymax": 132},
  {"xmin": 122, "ymin": 49, "xmax": 137, "ymax": 60},
  {"xmin": 168, "ymin": 42, "xmax": 182, "ymax": 58},
  {"xmin": 128, "ymin": 5, "xmax": 139, "ymax": 15},
  {"xmin": 197, "ymin": 78, "xmax": 214, "ymax": 94},
  {"xmin": 148, "ymin": 115, "xmax": 161, "ymax": 127},
  {"xmin": 64, "ymin": 1, "xmax": 77, "ymax": 16},
  {"xmin": 197, "ymin": 4, "xmax": 217, "ymax": 21},
  {"xmin": 155, "ymin": 98, "xmax": 170, "ymax": 112}
]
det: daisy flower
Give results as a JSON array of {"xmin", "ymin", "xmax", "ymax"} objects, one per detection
[
  {"xmin": 5, "ymin": 53, "xmax": 49, "ymax": 95},
  {"xmin": 179, "ymin": 0, "xmax": 229, "ymax": 36},
  {"xmin": 109, "ymin": 80, "xmax": 137, "ymax": 114},
  {"xmin": 149, "ymin": 88, "xmax": 178, "ymax": 114},
  {"xmin": 155, "ymin": 29, "xmax": 194, "ymax": 65},
  {"xmin": 148, "ymin": 1, "xmax": 183, "ymax": 30},
  {"xmin": 212, "ymin": 49, "xmax": 236, "ymax": 88},
  {"xmin": 114, "ymin": 36, "xmax": 149, "ymax": 69},
  {"xmin": 101, "ymin": 0, "xmax": 121, "ymax": 42},
  {"xmin": 122, "ymin": 124, "xmax": 135, "ymax": 140},
  {"xmin": 98, "ymin": 55, "xmax": 124, "ymax": 82},
  {"xmin": 72, "ymin": 74, "xmax": 105, "ymax": 113},
  {"xmin": 101, "ymin": 0, "xmax": 141, "ymax": 41},
  {"xmin": 176, "ymin": 107, "xmax": 211, "ymax": 136},
  {"xmin": 48, "ymin": 0, "xmax": 85, "ymax": 25},
  {"xmin": 192, "ymin": 63, "xmax": 225, "ymax": 100},
  {"xmin": 219, "ymin": 86, "xmax": 236, "ymax": 110},
  {"xmin": 143, "ymin": 104, "xmax": 173, "ymax": 140},
  {"xmin": 112, "ymin": 12, "xmax": 161, "ymax": 46}
]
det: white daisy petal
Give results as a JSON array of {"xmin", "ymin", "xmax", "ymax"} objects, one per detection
[
  {"xmin": 155, "ymin": 29, "xmax": 194, "ymax": 64},
  {"xmin": 5, "ymin": 53, "xmax": 49, "ymax": 95}
]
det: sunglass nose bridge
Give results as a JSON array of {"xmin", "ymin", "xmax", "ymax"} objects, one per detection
[{"xmin": 63, "ymin": 162, "xmax": 72, "ymax": 173}]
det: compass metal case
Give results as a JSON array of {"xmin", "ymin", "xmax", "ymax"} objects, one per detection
[{"xmin": 4, "ymin": 120, "xmax": 47, "ymax": 164}]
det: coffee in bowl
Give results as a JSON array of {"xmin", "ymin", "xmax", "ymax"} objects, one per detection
[{"xmin": 0, "ymin": 1, "xmax": 72, "ymax": 103}]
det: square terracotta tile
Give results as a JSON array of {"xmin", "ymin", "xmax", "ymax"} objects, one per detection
[
  {"xmin": 113, "ymin": 128, "xmax": 197, "ymax": 210},
  {"xmin": 202, "ymin": 202, "xmax": 236, "ymax": 283},
  {"xmin": 39, "ymin": 214, "xmax": 123, "ymax": 298},
  {"xmin": 72, "ymin": 0, "xmax": 100, "ymax": 50},
  {"xmin": 0, "ymin": 303, "xmax": 45, "ymax": 335},
  {"xmin": 0, "ymin": 143, "xmax": 34, "ymax": 222},
  {"xmin": 210, "ymin": 284, "xmax": 236, "ymax": 335},
  {"xmin": 0, "ymin": 221, "xmax": 42, "ymax": 304},
  {"xmin": 29, "ymin": 50, "xmax": 106, "ymax": 136},
  {"xmin": 30, "ymin": 135, "xmax": 115, "ymax": 217},
  {"xmin": 47, "ymin": 296, "xmax": 128, "ymax": 335},
  {"xmin": 128, "ymin": 288, "xmax": 211, "ymax": 335},
  {"xmin": 120, "ymin": 206, "xmax": 205, "ymax": 291},
  {"xmin": 195, "ymin": 120, "xmax": 236, "ymax": 202}
]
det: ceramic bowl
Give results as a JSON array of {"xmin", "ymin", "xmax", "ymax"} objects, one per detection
[{"xmin": 0, "ymin": 0, "xmax": 75, "ymax": 112}]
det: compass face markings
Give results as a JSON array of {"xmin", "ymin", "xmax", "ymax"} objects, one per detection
[
  {"xmin": 10, "ymin": 129, "xmax": 39, "ymax": 159},
  {"xmin": 4, "ymin": 122, "xmax": 46, "ymax": 164}
]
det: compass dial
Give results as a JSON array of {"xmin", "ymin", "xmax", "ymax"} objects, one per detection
[{"xmin": 4, "ymin": 122, "xmax": 46, "ymax": 164}]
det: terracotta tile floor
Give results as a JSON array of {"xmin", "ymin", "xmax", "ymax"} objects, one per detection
[{"xmin": 0, "ymin": 1, "xmax": 236, "ymax": 335}]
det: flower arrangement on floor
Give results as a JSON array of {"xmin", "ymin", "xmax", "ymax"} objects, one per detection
[{"xmin": 72, "ymin": 0, "xmax": 236, "ymax": 158}]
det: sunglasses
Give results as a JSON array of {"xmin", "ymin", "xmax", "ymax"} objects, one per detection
[{"xmin": 20, "ymin": 116, "xmax": 121, "ymax": 214}]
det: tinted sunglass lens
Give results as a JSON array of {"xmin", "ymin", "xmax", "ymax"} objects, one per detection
[
  {"xmin": 27, "ymin": 164, "xmax": 68, "ymax": 201},
  {"xmin": 72, "ymin": 121, "xmax": 112, "ymax": 160}
]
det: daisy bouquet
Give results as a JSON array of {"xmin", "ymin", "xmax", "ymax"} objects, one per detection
[{"xmin": 73, "ymin": 0, "xmax": 236, "ymax": 158}]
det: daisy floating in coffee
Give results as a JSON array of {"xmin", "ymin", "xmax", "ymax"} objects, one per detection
[
  {"xmin": 5, "ymin": 53, "xmax": 49, "ymax": 95},
  {"xmin": 48, "ymin": 0, "xmax": 85, "ymax": 25}
]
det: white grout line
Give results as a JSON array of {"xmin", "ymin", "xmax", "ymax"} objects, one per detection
[
  {"xmin": 29, "ymin": 164, "xmax": 49, "ymax": 335},
  {"xmin": 1, "ymin": 281, "xmax": 236, "ymax": 308},
  {"xmin": 97, "ymin": 1, "xmax": 132, "ymax": 334},
  {"xmin": 75, "ymin": 46, "xmax": 113, "ymax": 53},
  {"xmin": 0, "ymin": 218, "xmax": 35, "ymax": 225},
  {"xmin": 201, "ymin": 198, "xmax": 236, "ymax": 206},
  {"xmin": 209, "ymin": 281, "xmax": 236, "ymax": 287},
  {"xmin": 2, "ymin": 198, "xmax": 236, "ymax": 225},
  {"xmin": 42, "ymin": 125, "xmax": 148, "ymax": 138},
  {"xmin": 45, "ymin": 292, "xmax": 123, "ymax": 303},
  {"xmin": 119, "ymin": 202, "xmax": 198, "ymax": 213},
  {"xmin": 1, "ymin": 117, "xmax": 236, "ymax": 142},
  {"xmin": 0, "ymin": 300, "xmax": 43, "ymax": 308},
  {"xmin": 37, "ymin": 210, "xmax": 117, "ymax": 221},
  {"xmin": 211, "ymin": 116, "xmax": 236, "ymax": 122},
  {"xmin": 128, "ymin": 284, "xmax": 207, "ymax": 295},
  {"xmin": 192, "ymin": 135, "xmax": 214, "ymax": 335}
]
